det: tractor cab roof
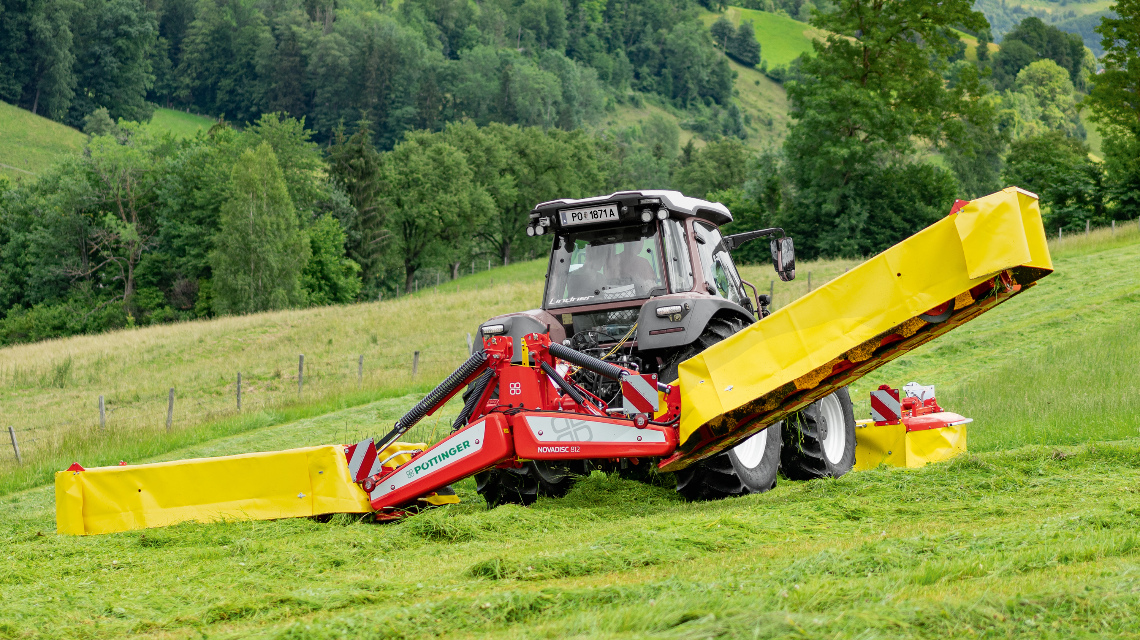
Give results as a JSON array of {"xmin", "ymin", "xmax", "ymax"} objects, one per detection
[{"xmin": 529, "ymin": 190, "xmax": 732, "ymax": 233}]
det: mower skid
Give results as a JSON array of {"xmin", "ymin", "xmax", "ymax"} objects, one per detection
[{"xmin": 368, "ymin": 414, "xmax": 513, "ymax": 511}]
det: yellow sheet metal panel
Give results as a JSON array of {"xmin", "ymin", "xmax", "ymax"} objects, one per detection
[
  {"xmin": 955, "ymin": 189, "xmax": 1034, "ymax": 279},
  {"xmin": 676, "ymin": 188, "xmax": 1048, "ymax": 448},
  {"xmin": 905, "ymin": 425, "xmax": 967, "ymax": 468},
  {"xmin": 55, "ymin": 445, "xmax": 372, "ymax": 535},
  {"xmin": 853, "ymin": 422, "xmax": 906, "ymax": 471}
]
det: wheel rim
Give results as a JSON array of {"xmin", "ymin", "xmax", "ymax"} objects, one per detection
[
  {"xmin": 732, "ymin": 428, "xmax": 768, "ymax": 469},
  {"xmin": 819, "ymin": 393, "xmax": 846, "ymax": 465}
]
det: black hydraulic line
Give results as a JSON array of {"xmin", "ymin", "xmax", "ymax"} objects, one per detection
[
  {"xmin": 548, "ymin": 342, "xmax": 671, "ymax": 392},
  {"xmin": 548, "ymin": 342, "xmax": 627, "ymax": 381},
  {"xmin": 377, "ymin": 350, "xmax": 488, "ymax": 451},
  {"xmin": 539, "ymin": 361, "xmax": 587, "ymax": 406},
  {"xmin": 451, "ymin": 370, "xmax": 494, "ymax": 432}
]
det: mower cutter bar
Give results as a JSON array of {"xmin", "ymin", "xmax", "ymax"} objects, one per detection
[{"xmin": 660, "ymin": 187, "xmax": 1054, "ymax": 470}]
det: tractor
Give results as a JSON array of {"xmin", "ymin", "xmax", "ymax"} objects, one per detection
[{"xmin": 469, "ymin": 190, "xmax": 857, "ymax": 505}]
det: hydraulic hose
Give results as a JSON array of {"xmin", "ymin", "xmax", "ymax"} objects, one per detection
[
  {"xmin": 539, "ymin": 361, "xmax": 587, "ymax": 406},
  {"xmin": 548, "ymin": 342, "xmax": 627, "ymax": 381},
  {"xmin": 548, "ymin": 342, "xmax": 670, "ymax": 392},
  {"xmin": 451, "ymin": 370, "xmax": 494, "ymax": 432},
  {"xmin": 377, "ymin": 350, "xmax": 488, "ymax": 451}
]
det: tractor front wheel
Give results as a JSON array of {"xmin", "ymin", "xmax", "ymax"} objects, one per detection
[
  {"xmin": 474, "ymin": 461, "xmax": 583, "ymax": 507},
  {"xmin": 659, "ymin": 315, "xmax": 783, "ymax": 500},
  {"xmin": 780, "ymin": 389, "xmax": 857, "ymax": 480},
  {"xmin": 674, "ymin": 422, "xmax": 783, "ymax": 501}
]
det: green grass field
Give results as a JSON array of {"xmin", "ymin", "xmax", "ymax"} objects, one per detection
[
  {"xmin": 0, "ymin": 220, "xmax": 1138, "ymax": 638},
  {"xmin": 701, "ymin": 7, "xmax": 828, "ymax": 68},
  {"xmin": 0, "ymin": 101, "xmax": 86, "ymax": 183},
  {"xmin": 145, "ymin": 108, "xmax": 215, "ymax": 139}
]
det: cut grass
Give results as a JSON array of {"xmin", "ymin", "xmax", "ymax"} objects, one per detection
[
  {"xmin": 1, "ymin": 421, "xmax": 1138, "ymax": 638},
  {"xmin": 0, "ymin": 101, "xmax": 85, "ymax": 183},
  {"xmin": 145, "ymin": 108, "xmax": 215, "ymax": 139}
]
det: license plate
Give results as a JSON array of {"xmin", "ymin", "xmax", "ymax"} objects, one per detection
[{"xmin": 560, "ymin": 203, "xmax": 619, "ymax": 227}]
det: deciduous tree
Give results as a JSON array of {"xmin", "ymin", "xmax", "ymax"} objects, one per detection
[{"xmin": 211, "ymin": 142, "xmax": 309, "ymax": 314}]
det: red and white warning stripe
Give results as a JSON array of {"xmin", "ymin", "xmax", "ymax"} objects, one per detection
[
  {"xmin": 621, "ymin": 374, "xmax": 659, "ymax": 414},
  {"xmin": 344, "ymin": 437, "xmax": 382, "ymax": 483},
  {"xmin": 870, "ymin": 385, "xmax": 901, "ymax": 424}
]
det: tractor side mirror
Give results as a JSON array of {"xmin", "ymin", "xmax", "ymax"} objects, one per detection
[{"xmin": 771, "ymin": 237, "xmax": 795, "ymax": 282}]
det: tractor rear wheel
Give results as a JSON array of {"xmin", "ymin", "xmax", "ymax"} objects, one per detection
[
  {"xmin": 780, "ymin": 388, "xmax": 856, "ymax": 480},
  {"xmin": 660, "ymin": 315, "xmax": 782, "ymax": 500}
]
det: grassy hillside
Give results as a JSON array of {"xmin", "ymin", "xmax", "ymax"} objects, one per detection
[
  {"xmin": 701, "ymin": 7, "xmax": 826, "ymax": 68},
  {"xmin": 0, "ymin": 101, "xmax": 85, "ymax": 183},
  {"xmin": 0, "ymin": 104, "xmax": 213, "ymax": 184},
  {"xmin": 146, "ymin": 108, "xmax": 215, "ymax": 138},
  {"xmin": 602, "ymin": 70, "xmax": 791, "ymax": 151},
  {"xmin": 0, "ymin": 260, "xmax": 547, "ymax": 494}
]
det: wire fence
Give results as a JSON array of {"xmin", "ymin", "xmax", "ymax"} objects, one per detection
[{"xmin": 0, "ymin": 344, "xmax": 472, "ymax": 469}]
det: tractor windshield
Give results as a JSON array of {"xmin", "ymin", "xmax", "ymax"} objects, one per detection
[{"xmin": 546, "ymin": 225, "xmax": 666, "ymax": 308}]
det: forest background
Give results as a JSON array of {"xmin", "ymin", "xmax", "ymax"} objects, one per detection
[{"xmin": 0, "ymin": 0, "xmax": 1138, "ymax": 345}]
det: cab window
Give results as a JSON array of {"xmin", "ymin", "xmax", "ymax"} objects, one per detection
[
  {"xmin": 694, "ymin": 222, "xmax": 744, "ymax": 306},
  {"xmin": 661, "ymin": 219, "xmax": 694, "ymax": 293},
  {"xmin": 546, "ymin": 225, "xmax": 666, "ymax": 308}
]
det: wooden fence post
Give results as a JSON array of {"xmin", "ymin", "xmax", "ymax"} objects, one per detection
[
  {"xmin": 166, "ymin": 388, "xmax": 175, "ymax": 432},
  {"xmin": 298, "ymin": 354, "xmax": 305, "ymax": 395},
  {"xmin": 236, "ymin": 372, "xmax": 242, "ymax": 411},
  {"xmin": 8, "ymin": 427, "xmax": 20, "ymax": 464},
  {"xmin": 99, "ymin": 395, "xmax": 105, "ymax": 430},
  {"xmin": 807, "ymin": 271, "xmax": 812, "ymax": 293},
  {"xmin": 1112, "ymin": 220, "xmax": 1115, "ymax": 234},
  {"xmin": 467, "ymin": 333, "xmax": 473, "ymax": 352},
  {"xmin": 1086, "ymin": 219, "xmax": 1090, "ymax": 236},
  {"xmin": 412, "ymin": 351, "xmax": 420, "ymax": 378},
  {"xmin": 358, "ymin": 355, "xmax": 364, "ymax": 386}
]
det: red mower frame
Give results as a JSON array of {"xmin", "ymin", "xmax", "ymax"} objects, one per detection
[{"xmin": 354, "ymin": 333, "xmax": 683, "ymax": 513}]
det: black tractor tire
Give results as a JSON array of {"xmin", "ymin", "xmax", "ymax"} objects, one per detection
[
  {"xmin": 458, "ymin": 380, "xmax": 585, "ymax": 507},
  {"xmin": 474, "ymin": 461, "xmax": 581, "ymax": 507},
  {"xmin": 659, "ymin": 315, "xmax": 781, "ymax": 500},
  {"xmin": 780, "ymin": 388, "xmax": 857, "ymax": 480},
  {"xmin": 675, "ymin": 422, "xmax": 783, "ymax": 501}
]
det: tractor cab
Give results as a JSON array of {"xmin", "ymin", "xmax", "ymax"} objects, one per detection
[{"xmin": 476, "ymin": 190, "xmax": 795, "ymax": 382}]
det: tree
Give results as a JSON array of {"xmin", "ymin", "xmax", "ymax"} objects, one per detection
[
  {"xmin": 780, "ymin": 0, "xmax": 988, "ymax": 258},
  {"xmin": 990, "ymin": 17, "xmax": 1089, "ymax": 91},
  {"xmin": 1087, "ymin": 0, "xmax": 1140, "ymax": 219},
  {"xmin": 326, "ymin": 120, "xmax": 386, "ymax": 295},
  {"xmin": 78, "ymin": 128, "xmax": 164, "ymax": 317},
  {"xmin": 481, "ymin": 125, "xmax": 608, "ymax": 264},
  {"xmin": 976, "ymin": 29, "xmax": 991, "ymax": 64},
  {"xmin": 67, "ymin": 0, "xmax": 158, "ymax": 126},
  {"xmin": 1012, "ymin": 60, "xmax": 1080, "ymax": 137},
  {"xmin": 1003, "ymin": 132, "xmax": 1107, "ymax": 231},
  {"xmin": 728, "ymin": 21, "xmax": 761, "ymax": 67},
  {"xmin": 211, "ymin": 142, "xmax": 309, "ymax": 314},
  {"xmin": 672, "ymin": 138, "xmax": 753, "ymax": 198},
  {"xmin": 301, "ymin": 214, "xmax": 361, "ymax": 305},
  {"xmin": 710, "ymin": 16, "xmax": 734, "ymax": 51},
  {"xmin": 379, "ymin": 134, "xmax": 493, "ymax": 290}
]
